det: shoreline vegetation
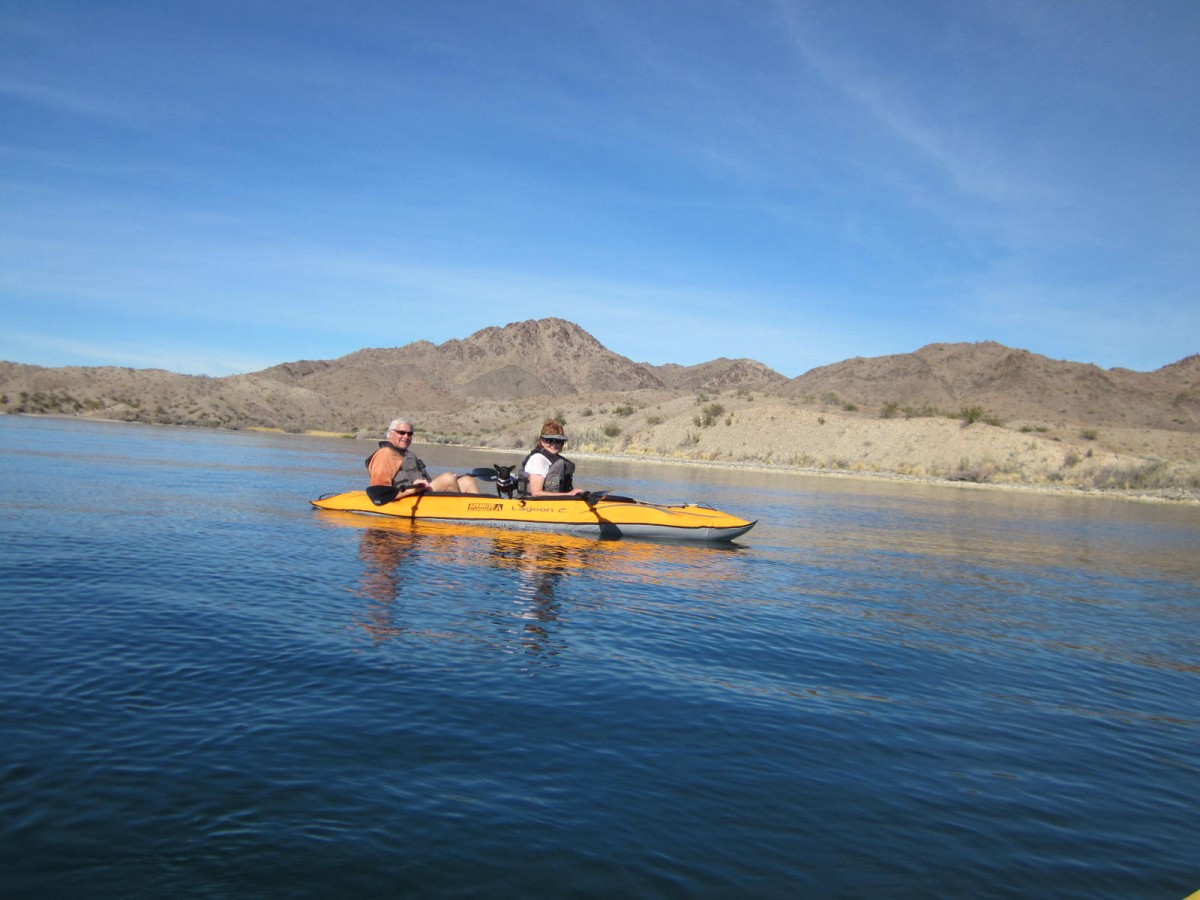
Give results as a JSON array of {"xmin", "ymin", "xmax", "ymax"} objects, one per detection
[
  {"xmin": 403, "ymin": 394, "xmax": 1200, "ymax": 506},
  {"xmin": 468, "ymin": 443, "xmax": 1200, "ymax": 506},
  {"xmin": 14, "ymin": 411, "xmax": 1196, "ymax": 505}
]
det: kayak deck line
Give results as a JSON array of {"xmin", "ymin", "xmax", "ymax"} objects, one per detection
[{"xmin": 310, "ymin": 490, "xmax": 755, "ymax": 542}]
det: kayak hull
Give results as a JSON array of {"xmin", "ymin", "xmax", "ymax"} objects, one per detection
[{"xmin": 310, "ymin": 491, "xmax": 755, "ymax": 542}]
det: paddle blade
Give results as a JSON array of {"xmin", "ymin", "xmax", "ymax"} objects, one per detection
[{"xmin": 365, "ymin": 485, "xmax": 399, "ymax": 505}]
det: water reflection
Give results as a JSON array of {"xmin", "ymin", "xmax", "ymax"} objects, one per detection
[
  {"xmin": 482, "ymin": 531, "xmax": 591, "ymax": 660},
  {"xmin": 319, "ymin": 510, "xmax": 747, "ymax": 661},
  {"xmin": 772, "ymin": 483, "xmax": 1200, "ymax": 581},
  {"xmin": 354, "ymin": 526, "xmax": 417, "ymax": 641},
  {"xmin": 345, "ymin": 518, "xmax": 596, "ymax": 661}
]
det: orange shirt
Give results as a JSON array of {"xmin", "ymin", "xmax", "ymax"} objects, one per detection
[{"xmin": 367, "ymin": 446, "xmax": 403, "ymax": 487}]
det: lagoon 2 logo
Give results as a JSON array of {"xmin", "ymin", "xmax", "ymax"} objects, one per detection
[{"xmin": 467, "ymin": 503, "xmax": 505, "ymax": 512}]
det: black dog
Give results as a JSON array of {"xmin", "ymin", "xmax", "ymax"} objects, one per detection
[{"xmin": 493, "ymin": 464, "xmax": 518, "ymax": 499}]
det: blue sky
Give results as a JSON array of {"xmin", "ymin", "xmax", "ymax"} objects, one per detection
[{"xmin": 2, "ymin": 0, "xmax": 1197, "ymax": 378}]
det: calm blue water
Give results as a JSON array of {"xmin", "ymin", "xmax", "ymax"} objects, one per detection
[{"xmin": 2, "ymin": 416, "xmax": 1198, "ymax": 899}]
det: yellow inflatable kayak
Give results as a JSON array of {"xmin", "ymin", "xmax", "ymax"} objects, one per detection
[{"xmin": 310, "ymin": 490, "xmax": 756, "ymax": 542}]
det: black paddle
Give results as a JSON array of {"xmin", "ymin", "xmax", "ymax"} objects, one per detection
[
  {"xmin": 366, "ymin": 483, "xmax": 431, "ymax": 505},
  {"xmin": 366, "ymin": 484, "xmax": 399, "ymax": 505},
  {"xmin": 581, "ymin": 491, "xmax": 636, "ymax": 506}
]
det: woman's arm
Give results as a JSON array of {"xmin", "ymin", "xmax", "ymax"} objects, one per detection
[{"xmin": 527, "ymin": 473, "xmax": 582, "ymax": 498}]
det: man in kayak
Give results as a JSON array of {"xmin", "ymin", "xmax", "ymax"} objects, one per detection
[
  {"xmin": 366, "ymin": 418, "xmax": 480, "ymax": 502},
  {"xmin": 519, "ymin": 420, "xmax": 585, "ymax": 499}
]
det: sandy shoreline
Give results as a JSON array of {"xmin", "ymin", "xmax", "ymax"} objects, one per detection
[
  {"xmin": 459, "ymin": 443, "xmax": 1200, "ymax": 506},
  {"xmin": 12, "ymin": 412, "xmax": 1198, "ymax": 506}
]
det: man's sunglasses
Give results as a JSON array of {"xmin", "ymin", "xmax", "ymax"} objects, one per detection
[{"xmin": 391, "ymin": 429, "xmax": 414, "ymax": 436}]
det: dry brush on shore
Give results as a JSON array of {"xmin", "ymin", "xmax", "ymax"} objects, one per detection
[{"xmin": 404, "ymin": 390, "xmax": 1200, "ymax": 501}]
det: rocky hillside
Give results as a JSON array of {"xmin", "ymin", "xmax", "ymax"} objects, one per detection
[
  {"xmin": 2, "ymin": 319, "xmax": 1197, "ymax": 496},
  {"xmin": 784, "ymin": 342, "xmax": 1200, "ymax": 432},
  {"xmin": 0, "ymin": 319, "xmax": 783, "ymax": 434},
  {"xmin": 654, "ymin": 358, "xmax": 789, "ymax": 392},
  {"xmin": 255, "ymin": 318, "xmax": 669, "ymax": 405}
]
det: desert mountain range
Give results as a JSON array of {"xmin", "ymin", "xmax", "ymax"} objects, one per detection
[{"xmin": 3, "ymin": 318, "xmax": 1198, "ymax": 496}]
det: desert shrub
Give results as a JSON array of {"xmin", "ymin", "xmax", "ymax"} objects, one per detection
[
  {"xmin": 951, "ymin": 457, "xmax": 993, "ymax": 482},
  {"xmin": 581, "ymin": 408, "xmax": 594, "ymax": 417},
  {"xmin": 1092, "ymin": 460, "xmax": 1200, "ymax": 491},
  {"xmin": 843, "ymin": 402, "xmax": 858, "ymax": 412},
  {"xmin": 613, "ymin": 404, "xmax": 635, "ymax": 417},
  {"xmin": 960, "ymin": 406, "xmax": 985, "ymax": 425},
  {"xmin": 603, "ymin": 423, "xmax": 621, "ymax": 438},
  {"xmin": 1080, "ymin": 428, "xmax": 1099, "ymax": 440},
  {"xmin": 645, "ymin": 415, "xmax": 663, "ymax": 426},
  {"xmin": 694, "ymin": 402, "xmax": 726, "ymax": 428},
  {"xmin": 903, "ymin": 405, "xmax": 941, "ymax": 419},
  {"xmin": 26, "ymin": 391, "xmax": 85, "ymax": 413},
  {"xmin": 881, "ymin": 401, "xmax": 900, "ymax": 419}
]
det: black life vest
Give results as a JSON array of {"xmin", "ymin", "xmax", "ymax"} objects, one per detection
[
  {"xmin": 365, "ymin": 442, "xmax": 432, "ymax": 490},
  {"xmin": 518, "ymin": 447, "xmax": 575, "ymax": 496}
]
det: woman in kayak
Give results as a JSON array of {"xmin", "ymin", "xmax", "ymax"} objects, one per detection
[
  {"xmin": 366, "ymin": 418, "xmax": 480, "ymax": 501},
  {"xmin": 520, "ymin": 420, "xmax": 585, "ymax": 499}
]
